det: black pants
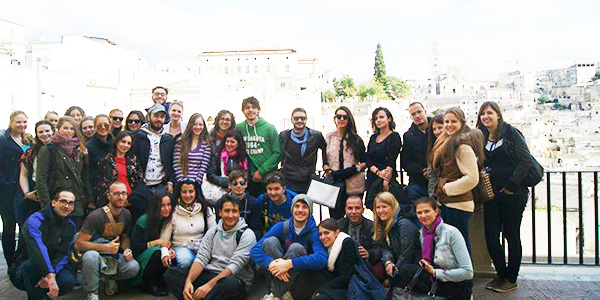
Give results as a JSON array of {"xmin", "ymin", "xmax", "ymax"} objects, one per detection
[
  {"xmin": 9, "ymin": 259, "xmax": 76, "ymax": 299},
  {"xmin": 0, "ymin": 205, "xmax": 16, "ymax": 266},
  {"xmin": 163, "ymin": 265, "xmax": 246, "ymax": 300},
  {"xmin": 398, "ymin": 263, "xmax": 472, "ymax": 300},
  {"xmin": 484, "ymin": 188, "xmax": 528, "ymax": 283},
  {"xmin": 143, "ymin": 250, "xmax": 168, "ymax": 287},
  {"xmin": 329, "ymin": 188, "xmax": 350, "ymax": 220}
]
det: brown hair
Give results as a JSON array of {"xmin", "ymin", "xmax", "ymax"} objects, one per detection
[
  {"xmin": 318, "ymin": 218, "xmax": 340, "ymax": 231},
  {"xmin": 177, "ymin": 113, "xmax": 210, "ymax": 176},
  {"xmin": 56, "ymin": 116, "xmax": 87, "ymax": 157},
  {"xmin": 476, "ymin": 101, "xmax": 504, "ymax": 140},
  {"xmin": 370, "ymin": 107, "xmax": 396, "ymax": 133}
]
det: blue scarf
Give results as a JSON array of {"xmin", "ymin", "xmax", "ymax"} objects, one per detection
[{"xmin": 290, "ymin": 129, "xmax": 309, "ymax": 157}]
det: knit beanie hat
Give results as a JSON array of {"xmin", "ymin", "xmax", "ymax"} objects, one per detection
[{"xmin": 291, "ymin": 194, "xmax": 313, "ymax": 216}]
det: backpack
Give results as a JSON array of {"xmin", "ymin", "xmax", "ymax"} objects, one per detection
[{"xmin": 235, "ymin": 226, "xmax": 248, "ymax": 245}]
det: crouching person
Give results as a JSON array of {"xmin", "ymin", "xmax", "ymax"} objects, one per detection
[
  {"xmin": 251, "ymin": 194, "xmax": 328, "ymax": 300},
  {"xmin": 164, "ymin": 194, "xmax": 257, "ymax": 300},
  {"xmin": 9, "ymin": 189, "xmax": 78, "ymax": 299},
  {"xmin": 75, "ymin": 181, "xmax": 140, "ymax": 300}
]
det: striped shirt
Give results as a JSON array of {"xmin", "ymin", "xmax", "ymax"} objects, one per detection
[{"xmin": 173, "ymin": 141, "xmax": 211, "ymax": 184}]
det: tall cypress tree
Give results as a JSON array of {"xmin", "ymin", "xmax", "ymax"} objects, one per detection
[{"xmin": 374, "ymin": 43, "xmax": 386, "ymax": 85}]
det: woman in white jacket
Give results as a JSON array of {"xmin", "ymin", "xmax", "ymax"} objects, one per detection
[{"xmin": 160, "ymin": 180, "xmax": 216, "ymax": 269}]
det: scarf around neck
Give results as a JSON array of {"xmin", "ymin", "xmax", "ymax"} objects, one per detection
[
  {"xmin": 51, "ymin": 132, "xmax": 80, "ymax": 161},
  {"xmin": 220, "ymin": 149, "xmax": 248, "ymax": 174},
  {"xmin": 327, "ymin": 232, "xmax": 350, "ymax": 271},
  {"xmin": 290, "ymin": 128, "xmax": 309, "ymax": 156},
  {"xmin": 421, "ymin": 216, "xmax": 442, "ymax": 263}
]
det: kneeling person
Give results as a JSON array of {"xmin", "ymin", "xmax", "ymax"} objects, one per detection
[
  {"xmin": 9, "ymin": 189, "xmax": 78, "ymax": 299},
  {"xmin": 164, "ymin": 194, "xmax": 257, "ymax": 300}
]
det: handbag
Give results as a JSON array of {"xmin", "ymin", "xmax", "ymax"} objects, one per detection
[
  {"xmin": 388, "ymin": 265, "xmax": 446, "ymax": 300},
  {"xmin": 201, "ymin": 174, "xmax": 226, "ymax": 206},
  {"xmin": 473, "ymin": 168, "xmax": 495, "ymax": 205},
  {"xmin": 346, "ymin": 255, "xmax": 387, "ymax": 300},
  {"xmin": 307, "ymin": 174, "xmax": 344, "ymax": 208}
]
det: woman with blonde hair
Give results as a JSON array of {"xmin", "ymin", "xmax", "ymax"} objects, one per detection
[
  {"xmin": 173, "ymin": 113, "xmax": 212, "ymax": 186},
  {"xmin": 163, "ymin": 100, "xmax": 186, "ymax": 137},
  {"xmin": 429, "ymin": 107, "xmax": 484, "ymax": 253},
  {"xmin": 373, "ymin": 192, "xmax": 420, "ymax": 287}
]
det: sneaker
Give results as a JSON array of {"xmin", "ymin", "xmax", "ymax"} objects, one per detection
[
  {"xmin": 281, "ymin": 291, "xmax": 294, "ymax": 300},
  {"xmin": 86, "ymin": 293, "xmax": 99, "ymax": 300},
  {"xmin": 261, "ymin": 293, "xmax": 280, "ymax": 300},
  {"xmin": 105, "ymin": 278, "xmax": 119, "ymax": 296},
  {"xmin": 485, "ymin": 276, "xmax": 503, "ymax": 290},
  {"xmin": 492, "ymin": 280, "xmax": 518, "ymax": 293}
]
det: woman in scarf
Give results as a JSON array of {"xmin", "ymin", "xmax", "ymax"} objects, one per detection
[
  {"xmin": 209, "ymin": 110, "xmax": 236, "ymax": 148},
  {"xmin": 205, "ymin": 130, "xmax": 248, "ymax": 189}
]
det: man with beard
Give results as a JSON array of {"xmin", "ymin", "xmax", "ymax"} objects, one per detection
[
  {"xmin": 279, "ymin": 108, "xmax": 328, "ymax": 194},
  {"xmin": 147, "ymin": 86, "xmax": 171, "ymax": 124},
  {"xmin": 130, "ymin": 103, "xmax": 176, "ymax": 195},
  {"xmin": 76, "ymin": 182, "xmax": 140, "ymax": 300}
]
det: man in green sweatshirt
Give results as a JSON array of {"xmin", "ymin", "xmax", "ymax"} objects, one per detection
[{"xmin": 236, "ymin": 96, "xmax": 281, "ymax": 197}]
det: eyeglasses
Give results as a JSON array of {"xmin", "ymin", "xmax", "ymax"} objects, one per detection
[
  {"xmin": 111, "ymin": 117, "xmax": 124, "ymax": 121},
  {"xmin": 109, "ymin": 191, "xmax": 128, "ymax": 197},
  {"xmin": 153, "ymin": 92, "xmax": 167, "ymax": 97},
  {"xmin": 219, "ymin": 118, "xmax": 231, "ymax": 122},
  {"xmin": 96, "ymin": 124, "xmax": 111, "ymax": 129},
  {"xmin": 58, "ymin": 199, "xmax": 76, "ymax": 207},
  {"xmin": 127, "ymin": 119, "xmax": 141, "ymax": 124},
  {"xmin": 231, "ymin": 181, "xmax": 246, "ymax": 187},
  {"xmin": 335, "ymin": 114, "xmax": 349, "ymax": 120},
  {"xmin": 293, "ymin": 116, "xmax": 307, "ymax": 121}
]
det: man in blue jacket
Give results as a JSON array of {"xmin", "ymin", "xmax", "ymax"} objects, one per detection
[
  {"xmin": 9, "ymin": 189, "xmax": 78, "ymax": 299},
  {"xmin": 251, "ymin": 194, "xmax": 327, "ymax": 300}
]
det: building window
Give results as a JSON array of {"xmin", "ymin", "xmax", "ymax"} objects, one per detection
[
  {"xmin": 267, "ymin": 65, "xmax": 271, "ymax": 72},
  {"xmin": 224, "ymin": 67, "xmax": 229, "ymax": 74},
  {"xmin": 246, "ymin": 66, "xmax": 250, "ymax": 73},
  {"xmin": 286, "ymin": 65, "xmax": 290, "ymax": 72},
  {"xmin": 254, "ymin": 65, "xmax": 258, "ymax": 73}
]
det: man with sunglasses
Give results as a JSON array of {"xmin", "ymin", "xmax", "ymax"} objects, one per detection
[
  {"xmin": 279, "ymin": 108, "xmax": 328, "ymax": 194},
  {"xmin": 109, "ymin": 109, "xmax": 124, "ymax": 137},
  {"xmin": 9, "ymin": 189, "xmax": 78, "ymax": 299}
]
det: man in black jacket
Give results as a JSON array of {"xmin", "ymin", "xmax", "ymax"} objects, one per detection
[
  {"xmin": 9, "ymin": 189, "xmax": 78, "ymax": 299},
  {"xmin": 401, "ymin": 102, "xmax": 431, "ymax": 202},
  {"xmin": 279, "ymin": 108, "xmax": 328, "ymax": 194},
  {"xmin": 130, "ymin": 103, "xmax": 176, "ymax": 195}
]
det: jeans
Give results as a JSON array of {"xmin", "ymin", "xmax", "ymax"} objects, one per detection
[
  {"xmin": 173, "ymin": 246, "xmax": 196, "ymax": 269},
  {"xmin": 441, "ymin": 205, "xmax": 472, "ymax": 255},
  {"xmin": 404, "ymin": 182, "xmax": 428, "ymax": 203},
  {"xmin": 80, "ymin": 250, "xmax": 140, "ymax": 294},
  {"xmin": 9, "ymin": 260, "xmax": 76, "ymax": 299},
  {"xmin": 484, "ymin": 188, "xmax": 528, "ymax": 283},
  {"xmin": 164, "ymin": 266, "xmax": 246, "ymax": 300}
]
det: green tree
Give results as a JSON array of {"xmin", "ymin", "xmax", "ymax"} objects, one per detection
[
  {"xmin": 333, "ymin": 76, "xmax": 356, "ymax": 100},
  {"xmin": 374, "ymin": 43, "xmax": 386, "ymax": 85},
  {"xmin": 593, "ymin": 71, "xmax": 600, "ymax": 81},
  {"xmin": 383, "ymin": 76, "xmax": 410, "ymax": 100},
  {"xmin": 322, "ymin": 90, "xmax": 336, "ymax": 102},
  {"xmin": 357, "ymin": 78, "xmax": 386, "ymax": 102}
]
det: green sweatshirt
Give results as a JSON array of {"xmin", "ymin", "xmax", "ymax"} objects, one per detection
[{"xmin": 236, "ymin": 118, "xmax": 281, "ymax": 179}]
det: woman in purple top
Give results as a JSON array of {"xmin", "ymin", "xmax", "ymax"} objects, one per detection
[{"xmin": 173, "ymin": 113, "xmax": 212, "ymax": 186}]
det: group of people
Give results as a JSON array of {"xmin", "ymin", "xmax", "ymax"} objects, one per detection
[{"xmin": 0, "ymin": 85, "xmax": 536, "ymax": 300}]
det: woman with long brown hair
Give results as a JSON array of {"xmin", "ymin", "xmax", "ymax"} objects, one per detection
[
  {"xmin": 209, "ymin": 109, "xmax": 236, "ymax": 147},
  {"xmin": 173, "ymin": 113, "xmax": 212, "ymax": 186}
]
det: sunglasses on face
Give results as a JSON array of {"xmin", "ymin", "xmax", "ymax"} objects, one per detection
[
  {"xmin": 293, "ymin": 116, "xmax": 307, "ymax": 121},
  {"xmin": 111, "ymin": 117, "xmax": 124, "ymax": 121},
  {"xmin": 231, "ymin": 181, "xmax": 246, "ymax": 187},
  {"xmin": 96, "ymin": 124, "xmax": 111, "ymax": 129},
  {"xmin": 127, "ymin": 119, "xmax": 141, "ymax": 124},
  {"xmin": 335, "ymin": 114, "xmax": 349, "ymax": 120}
]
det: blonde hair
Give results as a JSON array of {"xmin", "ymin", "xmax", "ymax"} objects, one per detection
[
  {"xmin": 372, "ymin": 192, "xmax": 399, "ymax": 244},
  {"xmin": 9, "ymin": 111, "xmax": 33, "ymax": 144}
]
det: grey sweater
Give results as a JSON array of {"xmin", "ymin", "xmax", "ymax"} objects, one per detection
[{"xmin": 194, "ymin": 218, "xmax": 257, "ymax": 287}]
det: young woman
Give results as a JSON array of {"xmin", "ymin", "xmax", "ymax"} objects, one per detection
[
  {"xmin": 173, "ymin": 113, "xmax": 212, "ymax": 185},
  {"xmin": 124, "ymin": 110, "xmax": 146, "ymax": 133},
  {"xmin": 96, "ymin": 131, "xmax": 143, "ymax": 207},
  {"xmin": 206, "ymin": 130, "xmax": 248, "ymax": 189},
  {"xmin": 312, "ymin": 218, "xmax": 359, "ymax": 300},
  {"xmin": 79, "ymin": 116, "xmax": 95, "ymax": 142},
  {"xmin": 396, "ymin": 197, "xmax": 473, "ymax": 300},
  {"xmin": 373, "ymin": 192, "xmax": 420, "ymax": 287},
  {"xmin": 0, "ymin": 111, "xmax": 32, "ymax": 265},
  {"xmin": 366, "ymin": 107, "xmax": 402, "ymax": 209},
  {"xmin": 86, "ymin": 114, "xmax": 113, "ymax": 193},
  {"xmin": 64, "ymin": 106, "xmax": 85, "ymax": 123},
  {"xmin": 44, "ymin": 111, "xmax": 59, "ymax": 129},
  {"xmin": 163, "ymin": 100, "xmax": 185, "ymax": 137},
  {"xmin": 429, "ymin": 107, "xmax": 484, "ymax": 253},
  {"xmin": 477, "ymin": 101, "xmax": 533, "ymax": 293},
  {"xmin": 209, "ymin": 110, "xmax": 236, "ymax": 147},
  {"xmin": 426, "ymin": 114, "xmax": 444, "ymax": 198},
  {"xmin": 325, "ymin": 106, "xmax": 366, "ymax": 219},
  {"xmin": 159, "ymin": 180, "xmax": 216, "ymax": 269},
  {"xmin": 36, "ymin": 116, "xmax": 91, "ymax": 225},
  {"xmin": 18, "ymin": 120, "xmax": 54, "ymax": 222},
  {"xmin": 131, "ymin": 190, "xmax": 174, "ymax": 296}
]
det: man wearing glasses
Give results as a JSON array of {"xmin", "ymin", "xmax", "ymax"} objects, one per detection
[
  {"xmin": 279, "ymin": 108, "xmax": 328, "ymax": 194},
  {"xmin": 148, "ymin": 86, "xmax": 171, "ymax": 124},
  {"xmin": 9, "ymin": 189, "xmax": 78, "ymax": 299},
  {"xmin": 76, "ymin": 182, "xmax": 140, "ymax": 300},
  {"xmin": 109, "ymin": 109, "xmax": 124, "ymax": 137}
]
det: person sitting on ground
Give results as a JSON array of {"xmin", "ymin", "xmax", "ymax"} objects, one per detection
[
  {"xmin": 8, "ymin": 189, "xmax": 78, "ymax": 300},
  {"xmin": 75, "ymin": 181, "xmax": 140, "ymax": 300},
  {"xmin": 257, "ymin": 172, "xmax": 297, "ymax": 232},
  {"xmin": 251, "ymin": 194, "xmax": 327, "ymax": 300},
  {"xmin": 163, "ymin": 194, "xmax": 257, "ymax": 300},
  {"xmin": 216, "ymin": 170, "xmax": 263, "ymax": 240}
]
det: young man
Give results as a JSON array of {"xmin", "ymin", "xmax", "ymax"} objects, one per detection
[
  {"xmin": 109, "ymin": 108, "xmax": 124, "ymax": 137},
  {"xmin": 401, "ymin": 102, "xmax": 431, "ymax": 202},
  {"xmin": 147, "ymin": 86, "xmax": 171, "ymax": 124},
  {"xmin": 130, "ymin": 103, "xmax": 175, "ymax": 197},
  {"xmin": 251, "ymin": 194, "xmax": 327, "ymax": 300},
  {"xmin": 257, "ymin": 172, "xmax": 298, "ymax": 232},
  {"xmin": 336, "ymin": 195, "xmax": 385, "ymax": 281},
  {"xmin": 76, "ymin": 182, "xmax": 140, "ymax": 300},
  {"xmin": 235, "ymin": 96, "xmax": 281, "ymax": 197},
  {"xmin": 9, "ymin": 189, "xmax": 78, "ymax": 299},
  {"xmin": 163, "ymin": 195, "xmax": 257, "ymax": 300},
  {"xmin": 216, "ymin": 170, "xmax": 264, "ymax": 240},
  {"xmin": 279, "ymin": 108, "xmax": 328, "ymax": 194}
]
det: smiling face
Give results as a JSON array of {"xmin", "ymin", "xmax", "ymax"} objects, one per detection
[
  {"xmin": 229, "ymin": 176, "xmax": 247, "ymax": 196},
  {"xmin": 69, "ymin": 110, "xmax": 83, "ymax": 123},
  {"xmin": 416, "ymin": 202, "xmax": 439, "ymax": 228},
  {"xmin": 116, "ymin": 136, "xmax": 132, "ymax": 156},
  {"xmin": 266, "ymin": 182, "xmax": 285, "ymax": 203},
  {"xmin": 160, "ymin": 196, "xmax": 172, "ymax": 218},
  {"xmin": 220, "ymin": 201, "xmax": 241, "ymax": 231},
  {"xmin": 149, "ymin": 112, "xmax": 166, "ymax": 131},
  {"xmin": 51, "ymin": 191, "xmax": 76, "ymax": 218},
  {"xmin": 374, "ymin": 110, "xmax": 390, "ymax": 130},
  {"xmin": 180, "ymin": 183, "xmax": 196, "ymax": 205},
  {"xmin": 192, "ymin": 116, "xmax": 204, "ymax": 137},
  {"xmin": 375, "ymin": 200, "xmax": 393, "ymax": 222},
  {"xmin": 169, "ymin": 103, "xmax": 183, "ymax": 122},
  {"xmin": 110, "ymin": 111, "xmax": 123, "ymax": 129},
  {"xmin": 10, "ymin": 113, "xmax": 28, "ymax": 135},
  {"xmin": 334, "ymin": 109, "xmax": 349, "ymax": 129},
  {"xmin": 225, "ymin": 136, "xmax": 238, "ymax": 152},
  {"xmin": 479, "ymin": 106, "xmax": 500, "ymax": 131},
  {"xmin": 107, "ymin": 183, "xmax": 128, "ymax": 209},
  {"xmin": 432, "ymin": 121, "xmax": 444, "ymax": 138},
  {"xmin": 36, "ymin": 124, "xmax": 53, "ymax": 145},
  {"xmin": 291, "ymin": 111, "xmax": 307, "ymax": 131},
  {"xmin": 243, "ymin": 103, "xmax": 260, "ymax": 122},
  {"xmin": 444, "ymin": 113, "xmax": 462, "ymax": 136},
  {"xmin": 81, "ymin": 120, "xmax": 95, "ymax": 138},
  {"xmin": 95, "ymin": 117, "xmax": 111, "ymax": 138},
  {"xmin": 58, "ymin": 121, "xmax": 75, "ymax": 138},
  {"xmin": 126, "ymin": 114, "xmax": 142, "ymax": 131},
  {"xmin": 292, "ymin": 200, "xmax": 309, "ymax": 224},
  {"xmin": 318, "ymin": 227, "xmax": 340, "ymax": 249},
  {"xmin": 218, "ymin": 113, "xmax": 233, "ymax": 132},
  {"xmin": 152, "ymin": 88, "xmax": 167, "ymax": 104}
]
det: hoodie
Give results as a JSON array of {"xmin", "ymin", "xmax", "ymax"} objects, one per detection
[
  {"xmin": 251, "ymin": 217, "xmax": 327, "ymax": 271},
  {"xmin": 236, "ymin": 118, "xmax": 280, "ymax": 178},
  {"xmin": 160, "ymin": 203, "xmax": 217, "ymax": 258},
  {"xmin": 257, "ymin": 189, "xmax": 298, "ymax": 231},
  {"xmin": 195, "ymin": 218, "xmax": 257, "ymax": 288}
]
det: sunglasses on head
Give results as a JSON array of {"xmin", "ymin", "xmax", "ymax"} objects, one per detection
[
  {"xmin": 112, "ymin": 117, "xmax": 124, "ymax": 121},
  {"xmin": 127, "ymin": 119, "xmax": 141, "ymax": 124},
  {"xmin": 231, "ymin": 181, "xmax": 246, "ymax": 187},
  {"xmin": 335, "ymin": 114, "xmax": 349, "ymax": 120}
]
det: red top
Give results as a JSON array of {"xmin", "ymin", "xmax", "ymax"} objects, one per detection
[{"xmin": 115, "ymin": 156, "xmax": 132, "ymax": 195}]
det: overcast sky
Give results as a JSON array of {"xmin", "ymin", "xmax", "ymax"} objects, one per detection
[{"xmin": 2, "ymin": 0, "xmax": 599, "ymax": 82}]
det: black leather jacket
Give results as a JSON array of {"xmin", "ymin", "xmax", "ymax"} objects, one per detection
[{"xmin": 279, "ymin": 128, "xmax": 328, "ymax": 183}]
